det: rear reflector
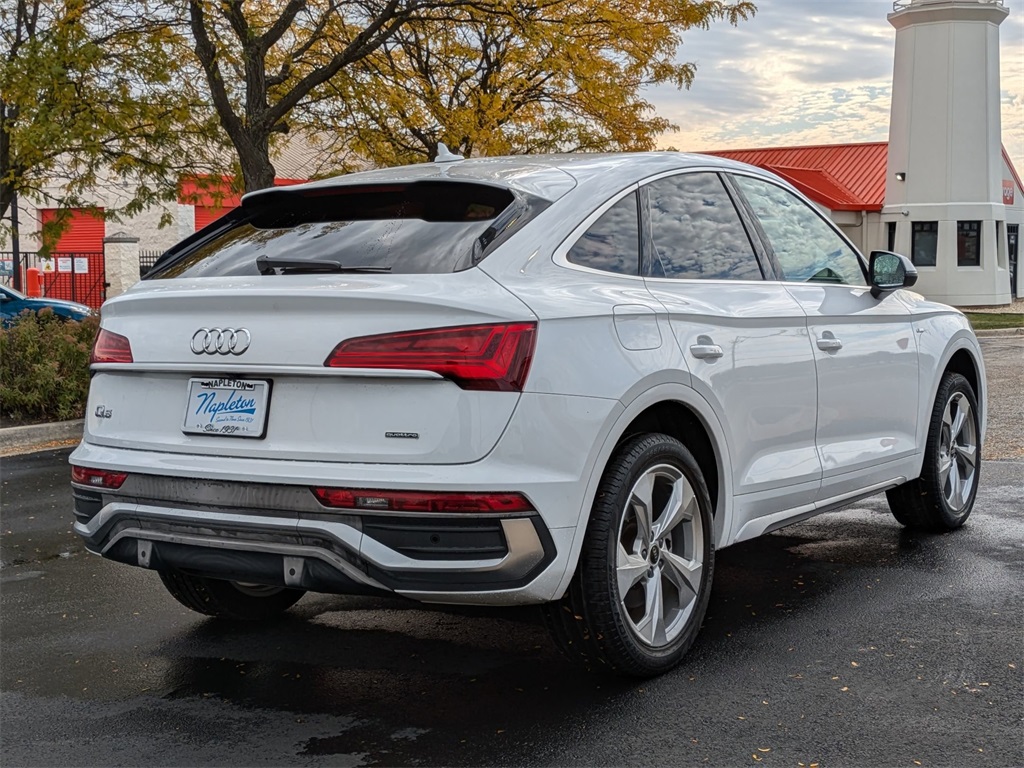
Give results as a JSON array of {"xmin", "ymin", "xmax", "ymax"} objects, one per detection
[
  {"xmin": 71, "ymin": 466, "xmax": 128, "ymax": 489},
  {"xmin": 90, "ymin": 329, "xmax": 133, "ymax": 364},
  {"xmin": 311, "ymin": 487, "xmax": 533, "ymax": 514},
  {"xmin": 324, "ymin": 322, "xmax": 536, "ymax": 392}
]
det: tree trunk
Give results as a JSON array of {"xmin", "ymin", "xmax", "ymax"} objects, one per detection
[
  {"xmin": 0, "ymin": 98, "xmax": 15, "ymax": 222},
  {"xmin": 234, "ymin": 129, "xmax": 276, "ymax": 193}
]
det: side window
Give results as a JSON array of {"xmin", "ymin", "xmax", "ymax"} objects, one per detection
[
  {"xmin": 645, "ymin": 172, "xmax": 762, "ymax": 280},
  {"xmin": 567, "ymin": 191, "xmax": 640, "ymax": 275},
  {"xmin": 731, "ymin": 175, "xmax": 866, "ymax": 286}
]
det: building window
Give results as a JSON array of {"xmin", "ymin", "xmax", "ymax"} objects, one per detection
[
  {"xmin": 887, "ymin": 222, "xmax": 897, "ymax": 252},
  {"xmin": 911, "ymin": 222, "xmax": 938, "ymax": 267},
  {"xmin": 957, "ymin": 221, "xmax": 981, "ymax": 267}
]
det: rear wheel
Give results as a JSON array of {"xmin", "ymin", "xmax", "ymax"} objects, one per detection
[
  {"xmin": 159, "ymin": 571, "xmax": 305, "ymax": 620},
  {"xmin": 886, "ymin": 372, "xmax": 980, "ymax": 531},
  {"xmin": 543, "ymin": 433, "xmax": 714, "ymax": 677}
]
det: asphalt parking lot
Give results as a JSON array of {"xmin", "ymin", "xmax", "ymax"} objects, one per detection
[
  {"xmin": 1, "ymin": 338, "xmax": 1021, "ymax": 767},
  {"xmin": 979, "ymin": 334, "xmax": 1024, "ymax": 459}
]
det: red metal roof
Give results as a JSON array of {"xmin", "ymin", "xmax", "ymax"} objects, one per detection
[
  {"xmin": 1003, "ymin": 146, "xmax": 1023, "ymax": 196},
  {"xmin": 704, "ymin": 142, "xmax": 889, "ymax": 211},
  {"xmin": 705, "ymin": 141, "xmax": 1023, "ymax": 213}
]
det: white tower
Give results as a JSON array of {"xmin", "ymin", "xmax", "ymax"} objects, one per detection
[{"xmin": 884, "ymin": 0, "xmax": 1011, "ymax": 306}]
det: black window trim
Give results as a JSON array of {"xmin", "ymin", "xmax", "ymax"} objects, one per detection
[
  {"xmin": 723, "ymin": 170, "xmax": 870, "ymax": 285},
  {"xmin": 144, "ymin": 207, "xmax": 247, "ymax": 279},
  {"xmin": 718, "ymin": 172, "xmax": 779, "ymax": 280},
  {"xmin": 638, "ymin": 170, "xmax": 770, "ymax": 282}
]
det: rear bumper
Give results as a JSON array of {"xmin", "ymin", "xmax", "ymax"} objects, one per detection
[
  {"xmin": 74, "ymin": 486, "xmax": 555, "ymax": 599},
  {"xmin": 70, "ymin": 392, "xmax": 619, "ymax": 604}
]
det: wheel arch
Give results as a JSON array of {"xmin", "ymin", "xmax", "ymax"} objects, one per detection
[
  {"xmin": 551, "ymin": 381, "xmax": 733, "ymax": 600},
  {"xmin": 930, "ymin": 333, "xmax": 987, "ymax": 446},
  {"xmin": 616, "ymin": 402, "xmax": 721, "ymax": 526},
  {"xmin": 944, "ymin": 348, "xmax": 983, "ymax": 413}
]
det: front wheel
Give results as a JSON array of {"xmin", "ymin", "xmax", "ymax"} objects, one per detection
[
  {"xmin": 159, "ymin": 571, "xmax": 305, "ymax": 620},
  {"xmin": 886, "ymin": 372, "xmax": 981, "ymax": 531},
  {"xmin": 543, "ymin": 433, "xmax": 714, "ymax": 677}
]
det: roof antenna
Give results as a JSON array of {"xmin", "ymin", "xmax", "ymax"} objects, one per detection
[{"xmin": 434, "ymin": 142, "xmax": 464, "ymax": 163}]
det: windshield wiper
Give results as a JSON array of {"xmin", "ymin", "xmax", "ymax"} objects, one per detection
[{"xmin": 256, "ymin": 256, "xmax": 392, "ymax": 275}]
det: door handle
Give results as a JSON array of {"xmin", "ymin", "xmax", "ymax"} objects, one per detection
[
  {"xmin": 689, "ymin": 343, "xmax": 724, "ymax": 360},
  {"xmin": 816, "ymin": 334, "xmax": 843, "ymax": 352}
]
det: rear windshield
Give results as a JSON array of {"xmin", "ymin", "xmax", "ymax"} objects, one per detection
[{"xmin": 149, "ymin": 181, "xmax": 539, "ymax": 278}]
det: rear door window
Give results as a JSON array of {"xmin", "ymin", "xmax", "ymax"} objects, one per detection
[
  {"xmin": 149, "ymin": 181, "xmax": 534, "ymax": 278},
  {"xmin": 644, "ymin": 172, "xmax": 763, "ymax": 280}
]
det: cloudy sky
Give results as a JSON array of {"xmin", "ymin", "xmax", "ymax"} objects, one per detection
[{"xmin": 649, "ymin": 0, "xmax": 1024, "ymax": 174}]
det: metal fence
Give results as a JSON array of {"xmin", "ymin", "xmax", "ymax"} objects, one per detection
[
  {"xmin": 139, "ymin": 249, "xmax": 162, "ymax": 278},
  {"xmin": 0, "ymin": 251, "xmax": 107, "ymax": 309}
]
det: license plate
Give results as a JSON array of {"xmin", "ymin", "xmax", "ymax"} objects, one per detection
[{"xmin": 182, "ymin": 378, "xmax": 270, "ymax": 438}]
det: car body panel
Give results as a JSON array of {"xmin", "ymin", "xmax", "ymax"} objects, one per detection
[
  {"xmin": 87, "ymin": 269, "xmax": 536, "ymax": 464},
  {"xmin": 783, "ymin": 284, "xmax": 921, "ymax": 499},
  {"xmin": 897, "ymin": 290, "xmax": 987, "ymax": 449},
  {"xmin": 0, "ymin": 285, "xmax": 92, "ymax": 323},
  {"xmin": 644, "ymin": 280, "xmax": 821, "ymax": 506}
]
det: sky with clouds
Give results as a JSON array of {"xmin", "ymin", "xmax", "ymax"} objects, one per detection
[{"xmin": 649, "ymin": 0, "xmax": 1024, "ymax": 174}]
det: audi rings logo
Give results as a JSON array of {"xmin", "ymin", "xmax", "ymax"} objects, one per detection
[{"xmin": 190, "ymin": 328, "xmax": 251, "ymax": 356}]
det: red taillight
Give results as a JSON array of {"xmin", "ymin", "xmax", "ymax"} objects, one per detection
[
  {"xmin": 71, "ymin": 466, "xmax": 128, "ymax": 489},
  {"xmin": 311, "ymin": 487, "xmax": 534, "ymax": 514},
  {"xmin": 90, "ymin": 329, "xmax": 133, "ymax": 364},
  {"xmin": 324, "ymin": 322, "xmax": 536, "ymax": 392}
]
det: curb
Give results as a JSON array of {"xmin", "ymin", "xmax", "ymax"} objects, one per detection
[
  {"xmin": 0, "ymin": 419, "xmax": 83, "ymax": 454},
  {"xmin": 974, "ymin": 327, "xmax": 1024, "ymax": 337}
]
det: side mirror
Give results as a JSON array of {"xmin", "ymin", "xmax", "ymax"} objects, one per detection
[{"xmin": 869, "ymin": 251, "xmax": 918, "ymax": 298}]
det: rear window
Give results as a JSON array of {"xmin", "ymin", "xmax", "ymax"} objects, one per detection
[{"xmin": 149, "ymin": 181, "xmax": 538, "ymax": 278}]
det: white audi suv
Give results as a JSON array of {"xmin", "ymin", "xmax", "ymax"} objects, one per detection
[{"xmin": 71, "ymin": 152, "xmax": 985, "ymax": 676}]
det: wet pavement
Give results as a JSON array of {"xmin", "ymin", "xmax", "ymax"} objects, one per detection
[
  {"xmin": 1, "ymin": 448, "xmax": 1021, "ymax": 766},
  {"xmin": 979, "ymin": 336, "xmax": 1024, "ymax": 459}
]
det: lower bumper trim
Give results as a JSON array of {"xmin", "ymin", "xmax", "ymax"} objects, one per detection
[
  {"xmin": 77, "ymin": 498, "xmax": 556, "ymax": 596},
  {"xmin": 102, "ymin": 537, "xmax": 391, "ymax": 597}
]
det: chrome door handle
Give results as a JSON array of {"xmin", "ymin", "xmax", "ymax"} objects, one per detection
[
  {"xmin": 690, "ymin": 343, "xmax": 724, "ymax": 360},
  {"xmin": 816, "ymin": 336, "xmax": 843, "ymax": 352}
]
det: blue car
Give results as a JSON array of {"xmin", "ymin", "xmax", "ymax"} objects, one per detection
[{"xmin": 0, "ymin": 285, "xmax": 93, "ymax": 325}]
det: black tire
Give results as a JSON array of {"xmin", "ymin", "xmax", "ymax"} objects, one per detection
[
  {"xmin": 159, "ymin": 570, "xmax": 305, "ymax": 620},
  {"xmin": 886, "ymin": 372, "xmax": 981, "ymax": 532},
  {"xmin": 543, "ymin": 433, "xmax": 715, "ymax": 677}
]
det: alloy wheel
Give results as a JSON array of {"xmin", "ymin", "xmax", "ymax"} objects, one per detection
[
  {"xmin": 938, "ymin": 392, "xmax": 978, "ymax": 512},
  {"xmin": 616, "ymin": 464, "xmax": 705, "ymax": 647}
]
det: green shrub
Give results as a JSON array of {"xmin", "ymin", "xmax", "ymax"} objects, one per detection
[{"xmin": 1, "ymin": 309, "xmax": 99, "ymax": 422}]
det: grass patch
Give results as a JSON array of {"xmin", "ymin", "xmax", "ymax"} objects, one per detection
[{"xmin": 964, "ymin": 312, "xmax": 1024, "ymax": 331}]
